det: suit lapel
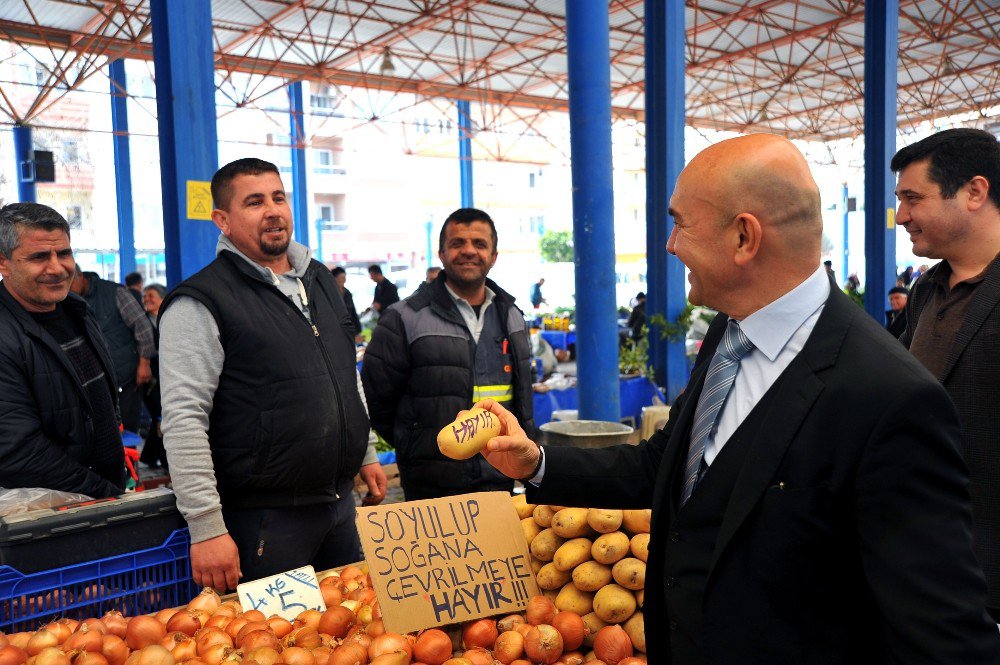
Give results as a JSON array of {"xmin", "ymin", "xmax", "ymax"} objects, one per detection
[
  {"xmin": 707, "ymin": 289, "xmax": 851, "ymax": 577},
  {"xmin": 940, "ymin": 257, "xmax": 1000, "ymax": 382}
]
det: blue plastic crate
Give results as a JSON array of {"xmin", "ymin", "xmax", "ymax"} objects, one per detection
[{"xmin": 0, "ymin": 529, "xmax": 197, "ymax": 632}]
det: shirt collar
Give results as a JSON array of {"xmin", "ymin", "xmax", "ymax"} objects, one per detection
[
  {"xmin": 737, "ymin": 264, "xmax": 830, "ymax": 361},
  {"xmin": 444, "ymin": 282, "xmax": 495, "ymax": 308},
  {"xmin": 215, "ymin": 233, "xmax": 312, "ymax": 280}
]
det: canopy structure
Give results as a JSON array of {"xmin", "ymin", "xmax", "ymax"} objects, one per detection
[{"xmin": 0, "ymin": 1, "xmax": 997, "ymax": 139}]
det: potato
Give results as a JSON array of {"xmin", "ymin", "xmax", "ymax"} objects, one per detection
[
  {"xmin": 533, "ymin": 504, "xmax": 558, "ymax": 528},
  {"xmin": 623, "ymin": 611, "xmax": 646, "ymax": 652},
  {"xmin": 591, "ymin": 531, "xmax": 630, "ymax": 564},
  {"xmin": 536, "ymin": 562, "xmax": 573, "ymax": 590},
  {"xmin": 436, "ymin": 407, "xmax": 501, "ymax": 459},
  {"xmin": 636, "ymin": 588, "xmax": 644, "ymax": 608},
  {"xmin": 529, "ymin": 555, "xmax": 545, "ymax": 576},
  {"xmin": 555, "ymin": 582, "xmax": 594, "ymax": 616},
  {"xmin": 622, "ymin": 509, "xmax": 651, "ymax": 534},
  {"xmin": 629, "ymin": 532, "xmax": 650, "ymax": 562},
  {"xmin": 581, "ymin": 613, "xmax": 609, "ymax": 648},
  {"xmin": 551, "ymin": 508, "xmax": 592, "ymax": 538},
  {"xmin": 522, "ymin": 516, "xmax": 543, "ymax": 545},
  {"xmin": 571, "ymin": 560, "xmax": 614, "ymax": 592},
  {"xmin": 611, "ymin": 557, "xmax": 646, "ymax": 591},
  {"xmin": 587, "ymin": 508, "xmax": 623, "ymax": 533},
  {"xmin": 593, "ymin": 584, "xmax": 637, "ymax": 623},
  {"xmin": 530, "ymin": 528, "xmax": 566, "ymax": 562},
  {"xmin": 553, "ymin": 537, "xmax": 593, "ymax": 571},
  {"xmin": 512, "ymin": 494, "xmax": 536, "ymax": 520},
  {"xmin": 542, "ymin": 588, "xmax": 560, "ymax": 604}
]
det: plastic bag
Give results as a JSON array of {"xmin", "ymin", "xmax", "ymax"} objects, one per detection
[{"xmin": 0, "ymin": 487, "xmax": 94, "ymax": 516}]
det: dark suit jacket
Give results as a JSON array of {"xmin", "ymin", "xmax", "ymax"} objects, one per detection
[
  {"xmin": 530, "ymin": 288, "xmax": 999, "ymax": 664},
  {"xmin": 885, "ymin": 307, "xmax": 907, "ymax": 338},
  {"xmin": 901, "ymin": 256, "xmax": 1000, "ymax": 612}
]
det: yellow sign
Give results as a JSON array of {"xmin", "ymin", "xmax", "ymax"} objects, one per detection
[
  {"xmin": 186, "ymin": 180, "xmax": 213, "ymax": 220},
  {"xmin": 886, "ymin": 207, "xmax": 895, "ymax": 230}
]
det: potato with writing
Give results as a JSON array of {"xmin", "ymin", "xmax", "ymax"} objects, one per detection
[{"xmin": 437, "ymin": 407, "xmax": 502, "ymax": 459}]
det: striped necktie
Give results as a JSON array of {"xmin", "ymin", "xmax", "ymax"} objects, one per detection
[{"xmin": 680, "ymin": 318, "xmax": 755, "ymax": 505}]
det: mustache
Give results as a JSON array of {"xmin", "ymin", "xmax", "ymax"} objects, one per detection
[{"xmin": 37, "ymin": 274, "xmax": 70, "ymax": 284}]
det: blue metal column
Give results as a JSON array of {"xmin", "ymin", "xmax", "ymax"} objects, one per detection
[
  {"xmin": 110, "ymin": 59, "xmax": 137, "ymax": 280},
  {"xmin": 862, "ymin": 0, "xmax": 898, "ymax": 319},
  {"xmin": 13, "ymin": 124, "xmax": 35, "ymax": 203},
  {"xmin": 151, "ymin": 0, "xmax": 219, "ymax": 284},
  {"xmin": 645, "ymin": 0, "xmax": 688, "ymax": 401},
  {"xmin": 287, "ymin": 81, "xmax": 310, "ymax": 247},
  {"xmin": 841, "ymin": 183, "xmax": 849, "ymax": 284},
  {"xmin": 566, "ymin": 1, "xmax": 620, "ymax": 422},
  {"xmin": 457, "ymin": 100, "xmax": 474, "ymax": 207}
]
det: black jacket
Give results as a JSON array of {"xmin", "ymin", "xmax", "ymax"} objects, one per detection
[
  {"xmin": 0, "ymin": 285, "xmax": 124, "ymax": 498},
  {"xmin": 159, "ymin": 251, "xmax": 370, "ymax": 507},
  {"xmin": 531, "ymin": 288, "xmax": 999, "ymax": 663},
  {"xmin": 362, "ymin": 274, "xmax": 534, "ymax": 498}
]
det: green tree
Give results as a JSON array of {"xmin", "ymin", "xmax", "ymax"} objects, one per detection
[{"xmin": 540, "ymin": 230, "xmax": 574, "ymax": 263}]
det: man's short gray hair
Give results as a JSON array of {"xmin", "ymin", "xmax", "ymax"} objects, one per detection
[{"xmin": 0, "ymin": 203, "xmax": 71, "ymax": 258}]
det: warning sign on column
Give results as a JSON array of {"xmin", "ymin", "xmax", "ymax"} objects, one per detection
[{"xmin": 187, "ymin": 180, "xmax": 213, "ymax": 220}]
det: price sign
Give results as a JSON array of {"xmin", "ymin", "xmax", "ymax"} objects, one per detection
[{"xmin": 236, "ymin": 565, "xmax": 326, "ymax": 619}]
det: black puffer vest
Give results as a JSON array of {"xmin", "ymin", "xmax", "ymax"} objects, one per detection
[
  {"xmin": 159, "ymin": 251, "xmax": 369, "ymax": 508},
  {"xmin": 82, "ymin": 272, "xmax": 137, "ymax": 387}
]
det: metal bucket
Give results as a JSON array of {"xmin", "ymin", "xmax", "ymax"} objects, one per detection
[{"xmin": 539, "ymin": 420, "xmax": 634, "ymax": 448}]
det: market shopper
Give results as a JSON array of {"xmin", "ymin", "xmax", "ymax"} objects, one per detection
[
  {"xmin": 159, "ymin": 158, "xmax": 386, "ymax": 591},
  {"xmin": 885, "ymin": 285, "xmax": 908, "ymax": 338},
  {"xmin": 331, "ymin": 266, "xmax": 362, "ymax": 336},
  {"xmin": 367, "ymin": 264, "xmax": 399, "ymax": 312},
  {"xmin": 893, "ymin": 127, "xmax": 1000, "ymax": 623},
  {"xmin": 362, "ymin": 207, "xmax": 534, "ymax": 500},
  {"xmin": 70, "ymin": 266, "xmax": 155, "ymax": 434},
  {"xmin": 475, "ymin": 135, "xmax": 1000, "ymax": 663},
  {"xmin": 138, "ymin": 283, "xmax": 167, "ymax": 469},
  {"xmin": 0, "ymin": 202, "xmax": 125, "ymax": 498}
]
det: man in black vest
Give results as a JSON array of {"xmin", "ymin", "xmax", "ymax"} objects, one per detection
[
  {"xmin": 474, "ymin": 135, "xmax": 1000, "ymax": 663},
  {"xmin": 158, "ymin": 158, "xmax": 386, "ymax": 591},
  {"xmin": 0, "ymin": 202, "xmax": 125, "ymax": 498},
  {"xmin": 70, "ymin": 267, "xmax": 155, "ymax": 434},
  {"xmin": 362, "ymin": 208, "xmax": 534, "ymax": 500}
]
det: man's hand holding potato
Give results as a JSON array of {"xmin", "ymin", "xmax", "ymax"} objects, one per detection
[{"xmin": 474, "ymin": 398, "xmax": 541, "ymax": 480}]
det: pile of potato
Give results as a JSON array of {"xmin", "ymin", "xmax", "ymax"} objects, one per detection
[{"xmin": 512, "ymin": 497, "xmax": 647, "ymax": 653}]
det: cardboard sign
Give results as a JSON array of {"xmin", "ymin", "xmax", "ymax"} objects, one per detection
[
  {"xmin": 236, "ymin": 565, "xmax": 326, "ymax": 619},
  {"xmin": 186, "ymin": 180, "xmax": 212, "ymax": 220},
  {"xmin": 357, "ymin": 492, "xmax": 539, "ymax": 634}
]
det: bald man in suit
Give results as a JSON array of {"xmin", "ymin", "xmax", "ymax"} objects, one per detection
[{"xmin": 476, "ymin": 135, "xmax": 1000, "ymax": 664}]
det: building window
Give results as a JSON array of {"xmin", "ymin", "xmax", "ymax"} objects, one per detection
[
  {"xmin": 315, "ymin": 149, "xmax": 333, "ymax": 166},
  {"xmin": 529, "ymin": 173, "xmax": 535, "ymax": 188},
  {"xmin": 317, "ymin": 205, "xmax": 333, "ymax": 221}
]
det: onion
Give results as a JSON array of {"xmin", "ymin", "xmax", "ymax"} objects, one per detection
[
  {"xmin": 0, "ymin": 637, "xmax": 6, "ymax": 650},
  {"xmin": 203, "ymin": 617, "xmax": 231, "ymax": 632},
  {"xmin": 592, "ymin": 626, "xmax": 632, "ymax": 665},
  {"xmin": 327, "ymin": 643, "xmax": 366, "ymax": 665},
  {"xmin": 413, "ymin": 629, "xmax": 451, "ymax": 665},
  {"xmin": 6, "ymin": 635, "xmax": 30, "ymax": 650},
  {"xmin": 27, "ymin": 631, "xmax": 60, "ymax": 656},
  {"xmin": 347, "ymin": 588, "xmax": 375, "ymax": 606},
  {"xmin": 550, "ymin": 612, "xmax": 585, "ymax": 652},
  {"xmin": 441, "ymin": 660, "xmax": 474, "ymax": 665},
  {"xmin": 235, "ymin": 624, "xmax": 269, "ymax": 648},
  {"xmin": 46, "ymin": 621, "xmax": 78, "ymax": 643},
  {"xmin": 525, "ymin": 597, "xmax": 556, "ymax": 626},
  {"xmin": 126, "ymin": 618, "xmax": 167, "ymax": 651},
  {"xmin": 617, "ymin": 658, "xmax": 647, "ymax": 665},
  {"xmin": 80, "ymin": 620, "xmax": 108, "ymax": 635},
  {"xmin": 194, "ymin": 628, "xmax": 232, "ymax": 655},
  {"xmin": 166, "ymin": 614, "xmax": 201, "ymax": 639},
  {"xmin": 560, "ymin": 652, "xmax": 584, "ymax": 665},
  {"xmin": 155, "ymin": 610, "xmax": 179, "ymax": 626},
  {"xmin": 65, "ymin": 625, "xmax": 104, "ymax": 653},
  {"xmin": 368, "ymin": 632, "xmax": 411, "ymax": 661},
  {"xmin": 223, "ymin": 619, "xmax": 249, "ymax": 643},
  {"xmin": 461, "ymin": 620, "xmax": 497, "ymax": 650},
  {"xmin": 337, "ymin": 601, "xmax": 360, "ymax": 616},
  {"xmin": 496, "ymin": 616, "xmax": 523, "ymax": 634},
  {"xmin": 239, "ymin": 632, "xmax": 278, "ymax": 653},
  {"xmin": 364, "ymin": 620, "xmax": 385, "ymax": 638},
  {"xmin": 197, "ymin": 645, "xmax": 232, "ymax": 665},
  {"xmin": 187, "ymin": 589, "xmax": 222, "ymax": 615},
  {"xmin": 166, "ymin": 636, "xmax": 197, "ymax": 662},
  {"xmin": 34, "ymin": 647, "xmax": 71, "ymax": 665},
  {"xmin": 279, "ymin": 648, "xmax": 313, "ymax": 665},
  {"xmin": 369, "ymin": 654, "xmax": 408, "ymax": 665},
  {"xmin": 292, "ymin": 611, "xmax": 321, "ymax": 632},
  {"xmin": 281, "ymin": 628, "xmax": 320, "ymax": 651},
  {"xmin": 338, "ymin": 566, "xmax": 364, "ymax": 582},
  {"xmin": 263, "ymin": 618, "xmax": 291, "ymax": 641},
  {"xmin": 523, "ymin": 625, "xmax": 562, "ymax": 665},
  {"xmin": 319, "ymin": 585, "xmax": 342, "ymax": 609},
  {"xmin": 245, "ymin": 649, "xmax": 279, "ymax": 665},
  {"xmin": 317, "ymin": 608, "xmax": 354, "ymax": 640},
  {"xmin": 460, "ymin": 648, "xmax": 493, "ymax": 665},
  {"xmin": 100, "ymin": 635, "xmax": 129, "ymax": 665},
  {"xmin": 310, "ymin": 648, "xmax": 330, "ymax": 665},
  {"xmin": 72, "ymin": 652, "xmax": 109, "ymax": 665},
  {"xmin": 102, "ymin": 614, "xmax": 128, "ymax": 640},
  {"xmin": 134, "ymin": 645, "xmax": 175, "ymax": 665},
  {"xmin": 0, "ymin": 646, "xmax": 28, "ymax": 665},
  {"xmin": 492, "ymin": 630, "xmax": 524, "ymax": 665},
  {"xmin": 345, "ymin": 629, "xmax": 371, "ymax": 651}
]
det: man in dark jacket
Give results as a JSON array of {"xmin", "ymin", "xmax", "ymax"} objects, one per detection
[
  {"xmin": 332, "ymin": 266, "xmax": 361, "ymax": 336},
  {"xmin": 367, "ymin": 264, "xmax": 399, "ymax": 313},
  {"xmin": 0, "ymin": 202, "xmax": 125, "ymax": 498},
  {"xmin": 70, "ymin": 268, "xmax": 155, "ymax": 433},
  {"xmin": 362, "ymin": 208, "xmax": 534, "ymax": 500},
  {"xmin": 884, "ymin": 285, "xmax": 908, "ymax": 338},
  {"xmin": 894, "ymin": 128, "xmax": 1000, "ymax": 622},
  {"xmin": 159, "ymin": 158, "xmax": 386, "ymax": 592}
]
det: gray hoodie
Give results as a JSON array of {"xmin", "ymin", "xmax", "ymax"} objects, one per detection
[{"xmin": 159, "ymin": 235, "xmax": 378, "ymax": 543}]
